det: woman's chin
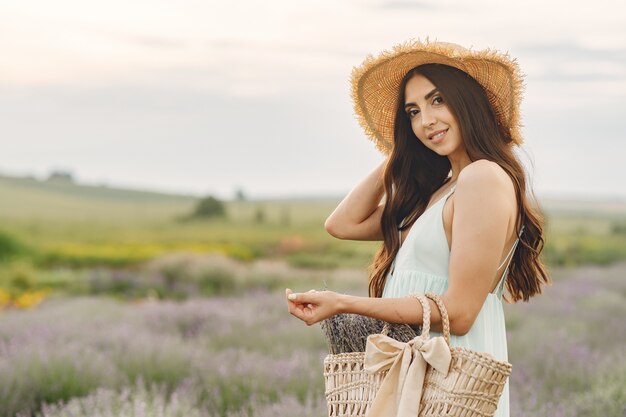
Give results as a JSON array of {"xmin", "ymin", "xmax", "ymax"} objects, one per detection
[{"xmin": 431, "ymin": 147, "xmax": 450, "ymax": 157}]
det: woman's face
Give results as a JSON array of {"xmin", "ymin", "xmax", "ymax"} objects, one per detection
[{"xmin": 404, "ymin": 74, "xmax": 465, "ymax": 158}]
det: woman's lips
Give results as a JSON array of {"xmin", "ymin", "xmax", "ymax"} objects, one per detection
[{"xmin": 429, "ymin": 128, "xmax": 448, "ymax": 144}]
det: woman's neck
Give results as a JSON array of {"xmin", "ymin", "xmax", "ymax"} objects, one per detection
[{"xmin": 448, "ymin": 150, "xmax": 472, "ymax": 182}]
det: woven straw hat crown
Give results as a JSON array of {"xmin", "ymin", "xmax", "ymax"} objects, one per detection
[{"xmin": 351, "ymin": 39, "xmax": 525, "ymax": 154}]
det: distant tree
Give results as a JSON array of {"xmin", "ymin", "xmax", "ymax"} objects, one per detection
[
  {"xmin": 234, "ymin": 187, "xmax": 247, "ymax": 201},
  {"xmin": 47, "ymin": 170, "xmax": 74, "ymax": 183},
  {"xmin": 190, "ymin": 195, "xmax": 226, "ymax": 219},
  {"xmin": 0, "ymin": 229, "xmax": 23, "ymax": 262},
  {"xmin": 611, "ymin": 221, "xmax": 626, "ymax": 235}
]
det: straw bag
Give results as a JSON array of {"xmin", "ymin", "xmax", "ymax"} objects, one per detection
[{"xmin": 323, "ymin": 292, "xmax": 512, "ymax": 417}]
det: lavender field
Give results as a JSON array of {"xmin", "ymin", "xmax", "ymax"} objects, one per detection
[{"xmin": 0, "ymin": 259, "xmax": 625, "ymax": 417}]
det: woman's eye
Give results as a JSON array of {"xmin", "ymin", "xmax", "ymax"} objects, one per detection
[
  {"xmin": 407, "ymin": 109, "xmax": 420, "ymax": 118},
  {"xmin": 433, "ymin": 95, "xmax": 444, "ymax": 105}
]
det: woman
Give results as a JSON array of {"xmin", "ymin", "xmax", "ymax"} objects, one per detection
[{"xmin": 285, "ymin": 40, "xmax": 550, "ymax": 416}]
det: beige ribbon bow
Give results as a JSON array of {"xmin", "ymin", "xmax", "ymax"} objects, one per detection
[{"xmin": 363, "ymin": 333, "xmax": 452, "ymax": 417}]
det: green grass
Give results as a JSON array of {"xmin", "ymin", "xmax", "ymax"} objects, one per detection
[{"xmin": 0, "ymin": 174, "xmax": 625, "ymax": 270}]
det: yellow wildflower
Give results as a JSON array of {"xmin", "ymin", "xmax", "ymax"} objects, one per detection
[{"xmin": 13, "ymin": 290, "xmax": 48, "ymax": 309}]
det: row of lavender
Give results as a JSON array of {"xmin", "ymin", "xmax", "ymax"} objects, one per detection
[{"xmin": 1, "ymin": 262, "xmax": 624, "ymax": 416}]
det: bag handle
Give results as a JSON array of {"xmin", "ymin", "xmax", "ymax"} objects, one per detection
[
  {"xmin": 424, "ymin": 292, "xmax": 451, "ymax": 346},
  {"xmin": 409, "ymin": 293, "xmax": 451, "ymax": 345},
  {"xmin": 379, "ymin": 292, "xmax": 450, "ymax": 343},
  {"xmin": 408, "ymin": 293, "xmax": 431, "ymax": 339}
]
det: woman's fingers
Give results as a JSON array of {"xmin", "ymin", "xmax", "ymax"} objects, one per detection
[
  {"xmin": 285, "ymin": 288, "xmax": 299, "ymax": 310},
  {"xmin": 305, "ymin": 290, "xmax": 316, "ymax": 309},
  {"xmin": 285, "ymin": 288, "xmax": 320, "ymax": 325},
  {"xmin": 289, "ymin": 291, "xmax": 314, "ymax": 310},
  {"xmin": 286, "ymin": 288, "xmax": 309, "ymax": 312},
  {"xmin": 287, "ymin": 291, "xmax": 319, "ymax": 304}
]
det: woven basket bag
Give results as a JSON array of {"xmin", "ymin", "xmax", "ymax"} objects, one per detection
[{"xmin": 323, "ymin": 292, "xmax": 512, "ymax": 417}]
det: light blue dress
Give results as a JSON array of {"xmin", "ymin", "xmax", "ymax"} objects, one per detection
[{"xmin": 382, "ymin": 184, "xmax": 522, "ymax": 417}]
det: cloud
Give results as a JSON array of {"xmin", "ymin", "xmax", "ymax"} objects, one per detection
[{"xmin": 516, "ymin": 41, "xmax": 626, "ymax": 82}]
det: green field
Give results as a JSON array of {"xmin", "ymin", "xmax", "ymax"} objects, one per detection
[{"xmin": 1, "ymin": 174, "xmax": 625, "ymax": 275}]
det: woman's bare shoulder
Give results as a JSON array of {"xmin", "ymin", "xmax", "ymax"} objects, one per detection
[{"xmin": 457, "ymin": 159, "xmax": 514, "ymax": 195}]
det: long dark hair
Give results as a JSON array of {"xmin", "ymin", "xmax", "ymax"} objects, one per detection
[{"xmin": 367, "ymin": 63, "xmax": 550, "ymax": 303}]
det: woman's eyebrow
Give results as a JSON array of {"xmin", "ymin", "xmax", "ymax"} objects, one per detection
[
  {"xmin": 404, "ymin": 88, "xmax": 439, "ymax": 108},
  {"xmin": 424, "ymin": 88, "xmax": 439, "ymax": 100}
]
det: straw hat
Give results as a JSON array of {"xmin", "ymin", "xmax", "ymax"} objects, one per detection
[{"xmin": 351, "ymin": 38, "xmax": 525, "ymax": 154}]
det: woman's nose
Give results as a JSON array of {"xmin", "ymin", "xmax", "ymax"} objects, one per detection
[{"xmin": 421, "ymin": 109, "xmax": 436, "ymax": 128}]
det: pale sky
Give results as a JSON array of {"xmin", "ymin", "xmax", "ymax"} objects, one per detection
[{"xmin": 1, "ymin": 0, "xmax": 625, "ymax": 200}]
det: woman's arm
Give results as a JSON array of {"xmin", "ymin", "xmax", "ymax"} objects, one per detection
[
  {"xmin": 443, "ymin": 160, "xmax": 516, "ymax": 333},
  {"xmin": 286, "ymin": 288, "xmax": 445, "ymax": 331},
  {"xmin": 324, "ymin": 158, "xmax": 388, "ymax": 241},
  {"xmin": 287, "ymin": 160, "xmax": 516, "ymax": 336}
]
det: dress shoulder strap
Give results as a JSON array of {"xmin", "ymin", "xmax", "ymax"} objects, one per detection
[
  {"xmin": 493, "ymin": 224, "xmax": 525, "ymax": 296},
  {"xmin": 496, "ymin": 235, "xmax": 520, "ymax": 271}
]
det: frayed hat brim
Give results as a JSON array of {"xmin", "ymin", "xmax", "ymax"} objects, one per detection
[{"xmin": 351, "ymin": 38, "xmax": 526, "ymax": 154}]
